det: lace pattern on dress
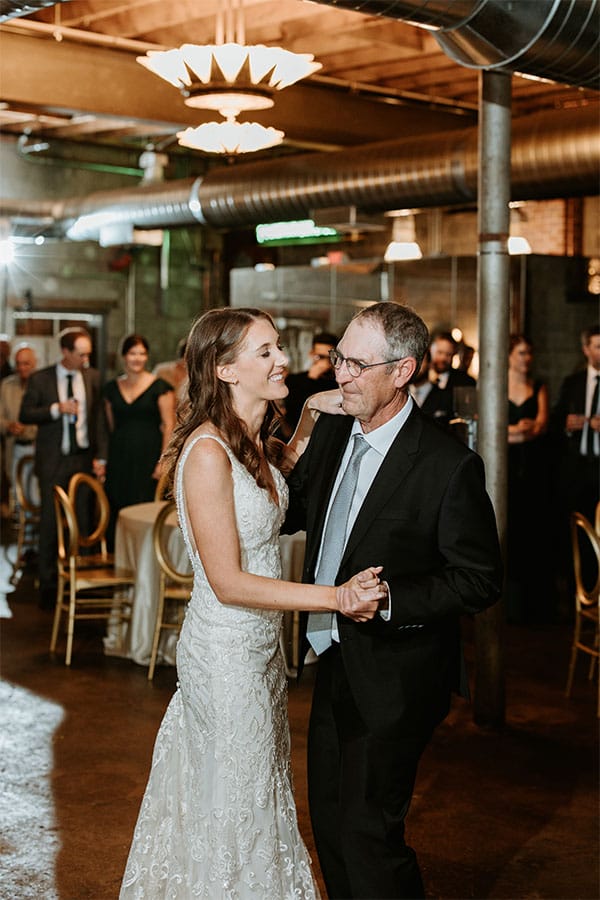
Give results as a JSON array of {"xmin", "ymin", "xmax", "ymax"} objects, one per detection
[{"xmin": 120, "ymin": 433, "xmax": 320, "ymax": 899}]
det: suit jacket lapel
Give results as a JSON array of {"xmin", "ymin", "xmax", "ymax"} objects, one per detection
[
  {"xmin": 83, "ymin": 369, "xmax": 94, "ymax": 411},
  {"xmin": 577, "ymin": 371, "xmax": 587, "ymax": 408},
  {"xmin": 342, "ymin": 408, "xmax": 422, "ymax": 564},
  {"xmin": 305, "ymin": 417, "xmax": 353, "ymax": 572}
]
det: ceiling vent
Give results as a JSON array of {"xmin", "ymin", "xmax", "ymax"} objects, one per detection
[{"xmin": 311, "ymin": 206, "xmax": 386, "ymax": 233}]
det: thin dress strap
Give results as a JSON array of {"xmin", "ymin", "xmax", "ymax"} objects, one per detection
[{"xmin": 175, "ymin": 434, "xmax": 234, "ymax": 559}]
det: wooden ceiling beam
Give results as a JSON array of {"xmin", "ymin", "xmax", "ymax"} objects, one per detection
[{"xmin": 0, "ymin": 30, "xmax": 472, "ymax": 149}]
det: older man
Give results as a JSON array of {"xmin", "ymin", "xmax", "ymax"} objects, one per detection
[
  {"xmin": 20, "ymin": 328, "xmax": 108, "ymax": 608},
  {"xmin": 0, "ymin": 344, "xmax": 38, "ymax": 513},
  {"xmin": 285, "ymin": 302, "xmax": 502, "ymax": 899}
]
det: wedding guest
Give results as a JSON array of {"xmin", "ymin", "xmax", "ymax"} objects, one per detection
[
  {"xmin": 153, "ymin": 336, "xmax": 188, "ymax": 401},
  {"xmin": 418, "ymin": 330, "xmax": 476, "ymax": 428},
  {"xmin": 20, "ymin": 328, "xmax": 107, "ymax": 609},
  {"xmin": 506, "ymin": 334, "xmax": 552, "ymax": 622},
  {"xmin": 0, "ymin": 344, "xmax": 39, "ymax": 515},
  {"xmin": 551, "ymin": 324, "xmax": 600, "ymax": 609},
  {"xmin": 103, "ymin": 334, "xmax": 175, "ymax": 545},
  {"xmin": 551, "ymin": 323, "xmax": 600, "ymax": 523},
  {"xmin": 0, "ymin": 336, "xmax": 12, "ymax": 380},
  {"xmin": 0, "ymin": 334, "xmax": 14, "ymax": 515},
  {"xmin": 283, "ymin": 331, "xmax": 338, "ymax": 433}
]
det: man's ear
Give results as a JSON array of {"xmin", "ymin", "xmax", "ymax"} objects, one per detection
[
  {"xmin": 216, "ymin": 365, "xmax": 238, "ymax": 386},
  {"xmin": 394, "ymin": 357, "xmax": 417, "ymax": 388}
]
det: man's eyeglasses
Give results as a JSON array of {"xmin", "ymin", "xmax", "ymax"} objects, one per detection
[{"xmin": 328, "ymin": 348, "xmax": 404, "ymax": 379}]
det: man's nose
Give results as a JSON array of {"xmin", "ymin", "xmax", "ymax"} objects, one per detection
[{"xmin": 335, "ymin": 362, "xmax": 352, "ymax": 385}]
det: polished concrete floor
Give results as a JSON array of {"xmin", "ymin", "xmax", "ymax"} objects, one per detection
[{"xmin": 1, "ymin": 539, "xmax": 598, "ymax": 900}]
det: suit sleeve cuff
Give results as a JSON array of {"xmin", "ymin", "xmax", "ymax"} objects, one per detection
[{"xmin": 379, "ymin": 581, "xmax": 391, "ymax": 621}]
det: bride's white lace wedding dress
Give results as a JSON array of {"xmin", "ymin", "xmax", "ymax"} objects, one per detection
[{"xmin": 120, "ymin": 435, "xmax": 320, "ymax": 899}]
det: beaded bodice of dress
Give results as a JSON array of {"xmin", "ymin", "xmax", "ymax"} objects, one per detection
[{"xmin": 176, "ymin": 433, "xmax": 288, "ymax": 629}]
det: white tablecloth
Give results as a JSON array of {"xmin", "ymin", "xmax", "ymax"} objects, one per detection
[
  {"xmin": 104, "ymin": 501, "xmax": 190, "ymax": 666},
  {"xmin": 104, "ymin": 499, "xmax": 306, "ymax": 673}
]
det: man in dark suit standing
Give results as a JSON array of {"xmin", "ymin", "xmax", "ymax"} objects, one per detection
[
  {"xmin": 283, "ymin": 331, "xmax": 339, "ymax": 433},
  {"xmin": 20, "ymin": 327, "xmax": 108, "ymax": 607},
  {"xmin": 551, "ymin": 323, "xmax": 600, "ymax": 524},
  {"xmin": 285, "ymin": 302, "xmax": 502, "ymax": 899},
  {"xmin": 417, "ymin": 330, "xmax": 476, "ymax": 428}
]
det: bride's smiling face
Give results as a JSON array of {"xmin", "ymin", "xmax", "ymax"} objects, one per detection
[{"xmin": 220, "ymin": 318, "xmax": 289, "ymax": 403}]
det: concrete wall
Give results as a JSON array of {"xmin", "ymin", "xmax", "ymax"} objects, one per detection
[{"xmin": 0, "ymin": 137, "xmax": 218, "ymax": 377}]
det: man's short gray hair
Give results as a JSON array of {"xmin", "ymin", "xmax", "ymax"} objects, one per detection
[{"xmin": 353, "ymin": 301, "xmax": 430, "ymax": 373}]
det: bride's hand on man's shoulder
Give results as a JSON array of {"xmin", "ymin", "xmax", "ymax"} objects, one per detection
[{"xmin": 307, "ymin": 389, "xmax": 346, "ymax": 416}]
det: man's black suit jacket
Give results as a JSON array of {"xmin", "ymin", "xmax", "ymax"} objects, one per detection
[
  {"xmin": 20, "ymin": 364, "xmax": 108, "ymax": 479},
  {"xmin": 285, "ymin": 404, "xmax": 502, "ymax": 737},
  {"xmin": 550, "ymin": 368, "xmax": 599, "ymax": 520},
  {"xmin": 420, "ymin": 369, "xmax": 476, "ymax": 428},
  {"xmin": 550, "ymin": 368, "xmax": 588, "ymax": 455}
]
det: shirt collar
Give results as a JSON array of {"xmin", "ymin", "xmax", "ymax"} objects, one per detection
[
  {"xmin": 588, "ymin": 365, "xmax": 600, "ymax": 382},
  {"xmin": 351, "ymin": 395, "xmax": 414, "ymax": 457},
  {"xmin": 57, "ymin": 363, "xmax": 81, "ymax": 380}
]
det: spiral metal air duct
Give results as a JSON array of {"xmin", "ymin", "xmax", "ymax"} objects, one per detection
[
  {"xmin": 47, "ymin": 105, "xmax": 598, "ymax": 240},
  {"xmin": 310, "ymin": 0, "xmax": 599, "ymax": 88}
]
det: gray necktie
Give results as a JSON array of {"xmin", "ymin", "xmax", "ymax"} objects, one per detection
[{"xmin": 307, "ymin": 433, "xmax": 370, "ymax": 655}]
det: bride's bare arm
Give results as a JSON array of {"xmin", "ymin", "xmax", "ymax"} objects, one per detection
[
  {"xmin": 183, "ymin": 436, "xmax": 384, "ymax": 619},
  {"xmin": 280, "ymin": 388, "xmax": 345, "ymax": 474}
]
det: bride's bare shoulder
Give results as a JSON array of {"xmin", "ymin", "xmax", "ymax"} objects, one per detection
[{"xmin": 183, "ymin": 426, "xmax": 230, "ymax": 467}]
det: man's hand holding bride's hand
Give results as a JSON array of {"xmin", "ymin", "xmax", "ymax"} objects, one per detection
[
  {"xmin": 307, "ymin": 389, "xmax": 346, "ymax": 417},
  {"xmin": 336, "ymin": 566, "xmax": 387, "ymax": 622}
]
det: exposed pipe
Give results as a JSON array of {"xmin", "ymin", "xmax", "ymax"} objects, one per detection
[
  {"xmin": 16, "ymin": 135, "xmax": 144, "ymax": 178},
  {"xmin": 0, "ymin": 0, "xmax": 68, "ymax": 19},
  {"xmin": 310, "ymin": 0, "xmax": 600, "ymax": 88},
  {"xmin": 474, "ymin": 69, "xmax": 511, "ymax": 728},
  {"xmin": 17, "ymin": 105, "xmax": 594, "ymax": 242},
  {"xmin": 0, "ymin": 15, "xmax": 166, "ymax": 53}
]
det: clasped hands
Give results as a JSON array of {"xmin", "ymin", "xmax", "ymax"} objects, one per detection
[
  {"xmin": 566, "ymin": 412, "xmax": 600, "ymax": 433},
  {"xmin": 59, "ymin": 398, "xmax": 79, "ymax": 417},
  {"xmin": 335, "ymin": 566, "xmax": 388, "ymax": 623}
]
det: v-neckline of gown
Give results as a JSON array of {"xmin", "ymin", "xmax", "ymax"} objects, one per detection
[{"xmin": 116, "ymin": 377, "xmax": 156, "ymax": 406}]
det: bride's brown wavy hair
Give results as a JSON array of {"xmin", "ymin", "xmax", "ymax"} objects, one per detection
[{"xmin": 161, "ymin": 307, "xmax": 284, "ymax": 497}]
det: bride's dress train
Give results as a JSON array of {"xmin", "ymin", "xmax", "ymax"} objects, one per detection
[{"xmin": 120, "ymin": 434, "xmax": 320, "ymax": 899}]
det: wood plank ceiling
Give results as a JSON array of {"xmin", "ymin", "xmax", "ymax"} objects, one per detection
[{"xmin": 0, "ymin": 0, "xmax": 597, "ymax": 158}]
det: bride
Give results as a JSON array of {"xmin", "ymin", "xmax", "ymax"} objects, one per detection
[{"xmin": 120, "ymin": 307, "xmax": 386, "ymax": 899}]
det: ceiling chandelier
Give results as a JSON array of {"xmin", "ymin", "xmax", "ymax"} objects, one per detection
[{"xmin": 136, "ymin": 0, "xmax": 321, "ymax": 155}]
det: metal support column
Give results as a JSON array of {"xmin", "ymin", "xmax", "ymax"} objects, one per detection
[{"xmin": 474, "ymin": 69, "xmax": 511, "ymax": 728}]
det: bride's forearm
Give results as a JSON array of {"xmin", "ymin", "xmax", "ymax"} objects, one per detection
[
  {"xmin": 280, "ymin": 402, "xmax": 321, "ymax": 473},
  {"xmin": 210, "ymin": 569, "xmax": 336, "ymax": 611},
  {"xmin": 280, "ymin": 388, "xmax": 344, "ymax": 474}
]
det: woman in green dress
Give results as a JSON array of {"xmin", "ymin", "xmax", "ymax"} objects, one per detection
[{"xmin": 103, "ymin": 334, "xmax": 176, "ymax": 546}]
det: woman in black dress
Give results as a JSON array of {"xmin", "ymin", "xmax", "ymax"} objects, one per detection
[
  {"xmin": 103, "ymin": 334, "xmax": 176, "ymax": 545},
  {"xmin": 507, "ymin": 334, "xmax": 552, "ymax": 623}
]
